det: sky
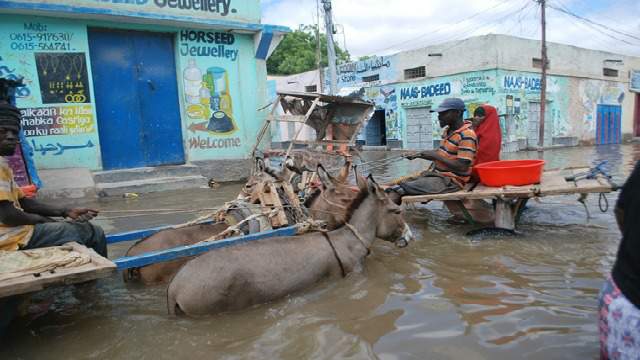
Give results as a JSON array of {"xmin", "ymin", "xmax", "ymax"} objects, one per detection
[{"xmin": 261, "ymin": 0, "xmax": 640, "ymax": 59}]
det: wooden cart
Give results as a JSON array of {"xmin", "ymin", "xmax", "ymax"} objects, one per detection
[{"xmin": 402, "ymin": 168, "xmax": 617, "ymax": 231}]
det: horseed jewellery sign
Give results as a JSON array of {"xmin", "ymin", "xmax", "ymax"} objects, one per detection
[{"xmin": 0, "ymin": 0, "xmax": 261, "ymax": 24}]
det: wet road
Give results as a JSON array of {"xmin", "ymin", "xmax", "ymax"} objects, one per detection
[{"xmin": 2, "ymin": 144, "xmax": 639, "ymax": 359}]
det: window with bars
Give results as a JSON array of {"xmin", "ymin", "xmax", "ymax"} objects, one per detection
[
  {"xmin": 304, "ymin": 85, "xmax": 318, "ymax": 92},
  {"xmin": 404, "ymin": 66, "xmax": 426, "ymax": 80},
  {"xmin": 532, "ymin": 57, "xmax": 549, "ymax": 69},
  {"xmin": 362, "ymin": 74, "xmax": 380, "ymax": 83}
]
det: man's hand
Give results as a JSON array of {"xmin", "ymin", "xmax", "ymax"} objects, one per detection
[
  {"xmin": 404, "ymin": 151, "xmax": 420, "ymax": 160},
  {"xmin": 418, "ymin": 150, "xmax": 439, "ymax": 161},
  {"xmin": 64, "ymin": 208, "xmax": 99, "ymax": 222}
]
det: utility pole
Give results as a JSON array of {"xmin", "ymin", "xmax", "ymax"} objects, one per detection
[
  {"xmin": 316, "ymin": 0, "xmax": 324, "ymax": 93},
  {"xmin": 322, "ymin": 0, "xmax": 338, "ymax": 95},
  {"xmin": 538, "ymin": 0, "xmax": 547, "ymax": 150}
]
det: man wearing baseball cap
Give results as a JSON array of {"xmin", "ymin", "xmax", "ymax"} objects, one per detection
[{"xmin": 386, "ymin": 98, "xmax": 478, "ymax": 204}]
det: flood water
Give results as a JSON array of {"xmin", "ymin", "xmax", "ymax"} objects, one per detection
[{"xmin": 2, "ymin": 144, "xmax": 639, "ymax": 360}]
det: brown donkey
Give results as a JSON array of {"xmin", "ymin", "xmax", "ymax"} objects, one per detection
[{"xmin": 167, "ymin": 173, "xmax": 413, "ymax": 317}]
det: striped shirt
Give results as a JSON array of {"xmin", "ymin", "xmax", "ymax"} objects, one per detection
[
  {"xmin": 434, "ymin": 121, "xmax": 478, "ymax": 186},
  {"xmin": 0, "ymin": 158, "xmax": 33, "ymax": 251}
]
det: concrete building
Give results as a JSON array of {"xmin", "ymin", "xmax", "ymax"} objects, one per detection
[
  {"xmin": 0, "ymin": 0, "xmax": 288, "ymax": 194},
  {"xmin": 278, "ymin": 34, "xmax": 640, "ymax": 151}
]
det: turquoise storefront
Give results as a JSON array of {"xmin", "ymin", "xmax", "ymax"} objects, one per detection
[{"xmin": 0, "ymin": 0, "xmax": 288, "ymax": 171}]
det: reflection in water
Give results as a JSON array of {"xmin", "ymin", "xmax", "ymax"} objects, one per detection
[{"xmin": 1, "ymin": 144, "xmax": 639, "ymax": 359}]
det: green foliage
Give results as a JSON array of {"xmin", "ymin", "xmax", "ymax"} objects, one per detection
[{"xmin": 267, "ymin": 25, "xmax": 350, "ymax": 76}]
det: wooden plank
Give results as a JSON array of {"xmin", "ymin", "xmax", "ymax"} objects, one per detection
[
  {"xmin": 114, "ymin": 225, "xmax": 299, "ymax": 270},
  {"xmin": 402, "ymin": 168, "xmax": 614, "ymax": 204},
  {"xmin": 251, "ymin": 95, "xmax": 281, "ymax": 157},
  {"xmin": 291, "ymin": 139, "xmax": 352, "ymax": 145},
  {"xmin": 106, "ymin": 220, "xmax": 215, "ymax": 244},
  {"xmin": 0, "ymin": 243, "xmax": 116, "ymax": 298},
  {"xmin": 268, "ymin": 114, "xmax": 306, "ymax": 123},
  {"xmin": 494, "ymin": 199, "xmax": 516, "ymax": 230}
]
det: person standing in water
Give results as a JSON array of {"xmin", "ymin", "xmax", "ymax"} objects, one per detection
[{"xmin": 599, "ymin": 161, "xmax": 640, "ymax": 359}]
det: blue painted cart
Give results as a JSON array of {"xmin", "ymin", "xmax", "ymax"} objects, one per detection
[{"xmin": 107, "ymin": 224, "xmax": 299, "ymax": 270}]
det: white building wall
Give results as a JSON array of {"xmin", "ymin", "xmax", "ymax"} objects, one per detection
[{"xmin": 276, "ymin": 34, "xmax": 640, "ymax": 145}]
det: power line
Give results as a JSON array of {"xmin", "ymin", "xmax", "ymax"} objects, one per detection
[
  {"xmin": 402, "ymin": 0, "xmax": 534, "ymax": 53},
  {"xmin": 503, "ymin": 1, "xmax": 538, "ymax": 39},
  {"xmin": 548, "ymin": 3, "xmax": 630, "ymax": 51},
  {"xmin": 547, "ymin": 2, "xmax": 640, "ymax": 43},
  {"xmin": 367, "ymin": 0, "xmax": 515, "ymax": 55},
  {"xmin": 422, "ymin": 0, "xmax": 535, "ymax": 55}
]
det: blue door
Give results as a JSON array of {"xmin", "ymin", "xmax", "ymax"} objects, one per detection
[
  {"xmin": 89, "ymin": 29, "xmax": 185, "ymax": 170},
  {"xmin": 365, "ymin": 110, "xmax": 386, "ymax": 146},
  {"xmin": 596, "ymin": 105, "xmax": 622, "ymax": 145}
]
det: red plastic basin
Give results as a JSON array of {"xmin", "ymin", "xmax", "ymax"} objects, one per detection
[{"xmin": 474, "ymin": 160, "xmax": 545, "ymax": 187}]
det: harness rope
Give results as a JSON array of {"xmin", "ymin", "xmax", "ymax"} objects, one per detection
[
  {"xmin": 320, "ymin": 231, "xmax": 347, "ymax": 278},
  {"xmin": 320, "ymin": 222, "xmax": 371, "ymax": 278},
  {"xmin": 344, "ymin": 223, "xmax": 371, "ymax": 256}
]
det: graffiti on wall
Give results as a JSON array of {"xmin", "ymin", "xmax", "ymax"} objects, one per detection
[
  {"xmin": 31, "ymin": 139, "xmax": 94, "ymax": 156},
  {"xmin": 34, "ymin": 52, "xmax": 91, "ymax": 104},
  {"xmin": 497, "ymin": 71, "xmax": 569, "ymax": 140},
  {"xmin": 179, "ymin": 29, "xmax": 245, "ymax": 156},
  {"xmin": 0, "ymin": 55, "xmax": 31, "ymax": 98},
  {"xmin": 459, "ymin": 74, "xmax": 496, "ymax": 96},
  {"xmin": 326, "ymin": 55, "xmax": 396, "ymax": 88},
  {"xmin": 0, "ymin": 18, "xmax": 101, "ymax": 169},
  {"xmin": 399, "ymin": 82, "xmax": 452, "ymax": 101},
  {"xmin": 579, "ymin": 80, "xmax": 625, "ymax": 136},
  {"xmin": 20, "ymin": 105, "xmax": 95, "ymax": 137},
  {"xmin": 363, "ymin": 86, "xmax": 399, "ymax": 140}
]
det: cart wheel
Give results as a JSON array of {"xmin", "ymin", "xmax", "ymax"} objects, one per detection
[{"xmin": 226, "ymin": 204, "xmax": 262, "ymax": 234}]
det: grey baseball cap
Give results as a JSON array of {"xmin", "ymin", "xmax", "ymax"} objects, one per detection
[{"xmin": 431, "ymin": 98, "xmax": 466, "ymax": 113}]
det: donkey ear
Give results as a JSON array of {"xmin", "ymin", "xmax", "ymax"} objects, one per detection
[
  {"xmin": 367, "ymin": 174, "xmax": 385, "ymax": 199},
  {"xmin": 336, "ymin": 159, "xmax": 351, "ymax": 183},
  {"xmin": 316, "ymin": 164, "xmax": 335, "ymax": 190}
]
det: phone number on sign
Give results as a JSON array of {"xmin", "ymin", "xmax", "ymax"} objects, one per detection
[{"xmin": 9, "ymin": 32, "xmax": 75, "ymax": 51}]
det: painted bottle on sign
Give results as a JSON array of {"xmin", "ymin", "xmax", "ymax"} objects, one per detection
[
  {"xmin": 203, "ymin": 67, "xmax": 236, "ymax": 133},
  {"xmin": 183, "ymin": 59, "xmax": 202, "ymax": 105},
  {"xmin": 199, "ymin": 82, "xmax": 211, "ymax": 119}
]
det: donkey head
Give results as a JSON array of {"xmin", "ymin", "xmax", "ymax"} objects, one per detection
[
  {"xmin": 304, "ymin": 164, "xmax": 358, "ymax": 230},
  {"xmin": 354, "ymin": 172, "xmax": 413, "ymax": 248}
]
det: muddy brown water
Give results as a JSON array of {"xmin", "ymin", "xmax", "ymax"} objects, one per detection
[{"xmin": 2, "ymin": 144, "xmax": 639, "ymax": 359}]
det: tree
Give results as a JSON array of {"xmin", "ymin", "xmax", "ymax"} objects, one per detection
[{"xmin": 267, "ymin": 25, "xmax": 350, "ymax": 76}]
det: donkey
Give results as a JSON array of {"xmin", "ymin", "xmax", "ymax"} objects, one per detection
[
  {"xmin": 123, "ymin": 158, "xmax": 354, "ymax": 286},
  {"xmin": 124, "ymin": 158, "xmax": 272, "ymax": 286},
  {"xmin": 122, "ymin": 222, "xmax": 230, "ymax": 285},
  {"xmin": 166, "ymin": 173, "xmax": 413, "ymax": 317}
]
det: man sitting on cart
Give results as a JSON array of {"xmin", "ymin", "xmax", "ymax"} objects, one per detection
[
  {"xmin": 0, "ymin": 101, "xmax": 106, "ymax": 257},
  {"xmin": 386, "ymin": 98, "xmax": 477, "ymax": 205}
]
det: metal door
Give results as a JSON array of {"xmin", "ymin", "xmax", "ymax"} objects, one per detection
[
  {"xmin": 405, "ymin": 107, "xmax": 433, "ymax": 150},
  {"xmin": 527, "ymin": 102, "xmax": 552, "ymax": 148},
  {"xmin": 89, "ymin": 29, "xmax": 184, "ymax": 170},
  {"xmin": 132, "ymin": 32, "xmax": 185, "ymax": 167},
  {"xmin": 596, "ymin": 104, "xmax": 622, "ymax": 145},
  {"xmin": 365, "ymin": 110, "xmax": 385, "ymax": 146}
]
